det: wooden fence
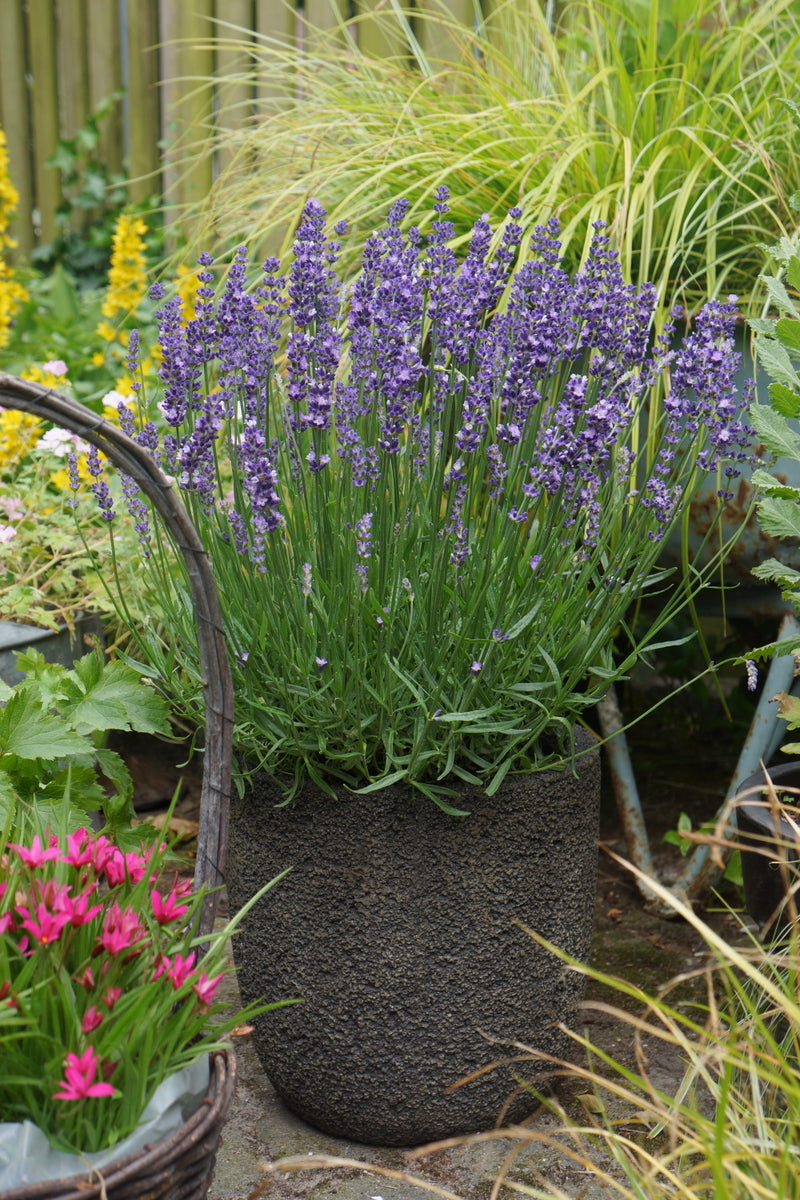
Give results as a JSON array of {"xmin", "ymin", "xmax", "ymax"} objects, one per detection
[{"xmin": 0, "ymin": 0, "xmax": 480, "ymax": 259}]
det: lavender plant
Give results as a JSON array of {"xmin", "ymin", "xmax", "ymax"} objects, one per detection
[{"xmin": 96, "ymin": 192, "xmax": 754, "ymax": 808}]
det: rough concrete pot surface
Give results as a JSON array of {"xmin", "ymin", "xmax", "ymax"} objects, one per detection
[{"xmin": 226, "ymin": 729, "xmax": 600, "ymax": 1147}]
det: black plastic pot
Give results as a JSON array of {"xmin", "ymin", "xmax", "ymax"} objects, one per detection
[
  {"xmin": 735, "ymin": 761, "xmax": 800, "ymax": 936},
  {"xmin": 227, "ymin": 728, "xmax": 600, "ymax": 1147}
]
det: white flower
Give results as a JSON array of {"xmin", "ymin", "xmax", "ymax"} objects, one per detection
[
  {"xmin": 42, "ymin": 359, "xmax": 68, "ymax": 376},
  {"xmin": 36, "ymin": 427, "xmax": 81, "ymax": 458}
]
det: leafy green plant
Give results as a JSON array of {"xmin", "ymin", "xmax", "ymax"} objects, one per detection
[
  {"xmin": 34, "ymin": 92, "xmax": 161, "ymax": 290},
  {"xmin": 0, "ymin": 648, "xmax": 171, "ymax": 841},
  {"xmin": 744, "ymin": 230, "xmax": 800, "ymax": 668},
  {"xmin": 190, "ymin": 0, "xmax": 800, "ymax": 325}
]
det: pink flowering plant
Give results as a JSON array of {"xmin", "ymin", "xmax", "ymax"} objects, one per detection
[
  {"xmin": 89, "ymin": 189, "xmax": 755, "ymax": 808},
  {"xmin": 0, "ymin": 813, "xmax": 285, "ymax": 1154}
]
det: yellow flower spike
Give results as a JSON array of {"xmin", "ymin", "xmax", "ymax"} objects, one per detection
[
  {"xmin": 0, "ymin": 409, "xmax": 42, "ymax": 468},
  {"xmin": 0, "ymin": 127, "xmax": 20, "ymax": 250},
  {"xmin": 0, "ymin": 127, "xmax": 28, "ymax": 349},
  {"xmin": 101, "ymin": 213, "xmax": 148, "ymax": 320}
]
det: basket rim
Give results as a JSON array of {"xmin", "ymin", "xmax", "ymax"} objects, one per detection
[
  {"xmin": 0, "ymin": 374, "xmax": 234, "ymax": 936},
  {"xmin": 0, "ymin": 1048, "xmax": 235, "ymax": 1200}
]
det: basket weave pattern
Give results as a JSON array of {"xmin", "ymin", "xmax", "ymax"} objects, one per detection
[{"xmin": 0, "ymin": 376, "xmax": 236, "ymax": 1200}]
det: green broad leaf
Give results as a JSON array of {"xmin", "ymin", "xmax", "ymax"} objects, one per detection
[
  {"xmin": 781, "ymin": 742, "xmax": 800, "ymax": 756},
  {"xmin": 38, "ymin": 763, "xmax": 108, "ymax": 812},
  {"xmin": 762, "ymin": 274, "xmax": 798, "ymax": 319},
  {"xmin": 777, "ymin": 317, "xmax": 800, "ymax": 354},
  {"xmin": 769, "ymin": 382, "xmax": 800, "ymax": 419},
  {"xmin": 745, "ymin": 637, "xmax": 800, "ymax": 662},
  {"xmin": 750, "ymin": 404, "xmax": 800, "ymax": 460},
  {"xmin": 751, "ymin": 556, "xmax": 800, "ymax": 580},
  {"xmin": 49, "ymin": 264, "xmax": 81, "ymax": 323},
  {"xmin": 750, "ymin": 468, "xmax": 800, "ymax": 502},
  {"xmin": 754, "ymin": 337, "xmax": 800, "ymax": 391},
  {"xmin": 0, "ymin": 771, "xmax": 19, "ymax": 824},
  {"xmin": 64, "ymin": 655, "xmax": 171, "ymax": 735},
  {"xmin": 749, "ymin": 318, "xmax": 778, "ymax": 336},
  {"xmin": 93, "ymin": 746, "xmax": 134, "ymax": 803},
  {"xmin": 789, "ymin": 256, "xmax": 800, "ymax": 292},
  {"xmin": 754, "ymin": 496, "xmax": 800, "ymax": 542},
  {"xmin": 773, "ymin": 692, "xmax": 800, "ymax": 730},
  {"xmin": 0, "ymin": 691, "xmax": 88, "ymax": 762}
]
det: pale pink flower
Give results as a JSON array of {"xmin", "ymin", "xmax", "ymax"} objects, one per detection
[
  {"xmin": 0, "ymin": 525, "xmax": 17, "ymax": 544},
  {"xmin": 42, "ymin": 359, "xmax": 68, "ymax": 377}
]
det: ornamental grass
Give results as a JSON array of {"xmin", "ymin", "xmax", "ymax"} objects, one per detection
[{"xmin": 183, "ymin": 0, "xmax": 800, "ymax": 326}]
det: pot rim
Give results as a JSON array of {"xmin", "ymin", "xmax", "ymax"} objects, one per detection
[{"xmin": 736, "ymin": 761, "xmax": 800, "ymax": 839}]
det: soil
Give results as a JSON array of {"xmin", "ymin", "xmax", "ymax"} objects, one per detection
[{"xmin": 115, "ymin": 675, "xmax": 759, "ymax": 1200}]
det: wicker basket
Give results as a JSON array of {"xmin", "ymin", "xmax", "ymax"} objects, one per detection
[
  {"xmin": 0, "ymin": 375, "xmax": 237, "ymax": 1200},
  {"xmin": 0, "ymin": 1051, "xmax": 235, "ymax": 1200}
]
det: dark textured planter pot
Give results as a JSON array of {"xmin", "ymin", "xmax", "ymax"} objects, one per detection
[
  {"xmin": 226, "ymin": 728, "xmax": 600, "ymax": 1146},
  {"xmin": 736, "ymin": 762, "xmax": 800, "ymax": 937}
]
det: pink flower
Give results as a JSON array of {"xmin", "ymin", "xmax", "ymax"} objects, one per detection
[
  {"xmin": 63, "ymin": 886, "xmax": 102, "ymax": 927},
  {"xmin": 6, "ymin": 835, "xmax": 60, "ymax": 868},
  {"xmin": 53, "ymin": 1047, "xmax": 116, "ymax": 1101},
  {"xmin": 192, "ymin": 970, "xmax": 225, "ymax": 1009},
  {"xmin": 163, "ymin": 951, "xmax": 197, "ymax": 989},
  {"xmin": 2, "ymin": 497, "xmax": 24, "ymax": 520},
  {"xmin": 150, "ymin": 885, "xmax": 190, "ymax": 925},
  {"xmin": 0, "ymin": 912, "xmax": 13, "ymax": 935},
  {"xmin": 42, "ymin": 359, "xmax": 68, "ymax": 377},
  {"xmin": 103, "ymin": 849, "xmax": 147, "ymax": 886},
  {"xmin": 103, "ymin": 985, "xmax": 122, "ymax": 1009},
  {"xmin": 98, "ymin": 902, "xmax": 146, "ymax": 956},
  {"xmin": 15, "ymin": 901, "xmax": 70, "ymax": 945},
  {"xmin": 0, "ymin": 525, "xmax": 17, "ymax": 543},
  {"xmin": 81, "ymin": 1006, "xmax": 103, "ymax": 1033},
  {"xmin": 62, "ymin": 828, "xmax": 95, "ymax": 868},
  {"xmin": 75, "ymin": 966, "xmax": 95, "ymax": 991}
]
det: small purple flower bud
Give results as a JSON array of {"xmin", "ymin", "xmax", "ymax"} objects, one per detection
[
  {"xmin": 529, "ymin": 555, "xmax": 542, "ymax": 573},
  {"xmin": 301, "ymin": 562, "xmax": 313, "ymax": 596},
  {"xmin": 315, "ymin": 656, "xmax": 328, "ymax": 670},
  {"xmin": 745, "ymin": 660, "xmax": 758, "ymax": 693},
  {"xmin": 471, "ymin": 660, "xmax": 483, "ymax": 675}
]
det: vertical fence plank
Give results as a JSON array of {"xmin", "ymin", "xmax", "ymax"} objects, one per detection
[
  {"xmin": 414, "ymin": 0, "xmax": 477, "ymax": 64},
  {"xmin": 254, "ymin": 0, "xmax": 297, "ymax": 104},
  {"xmin": 127, "ymin": 0, "xmax": 161, "ymax": 204},
  {"xmin": 86, "ymin": 0, "xmax": 124, "ymax": 180},
  {"xmin": 26, "ymin": 0, "xmax": 61, "ymax": 246},
  {"xmin": 55, "ymin": 0, "xmax": 89, "ymax": 140},
  {"xmin": 303, "ymin": 0, "xmax": 350, "ymax": 51},
  {"xmin": 159, "ymin": 0, "xmax": 215, "ymax": 229},
  {"xmin": 214, "ymin": 0, "xmax": 255, "ymax": 174},
  {"xmin": 354, "ymin": 0, "xmax": 411, "ymax": 59},
  {"xmin": 0, "ymin": 2, "xmax": 34, "ymax": 258}
]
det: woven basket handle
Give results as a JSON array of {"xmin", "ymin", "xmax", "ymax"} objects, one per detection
[{"xmin": 0, "ymin": 373, "xmax": 233, "ymax": 936}]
